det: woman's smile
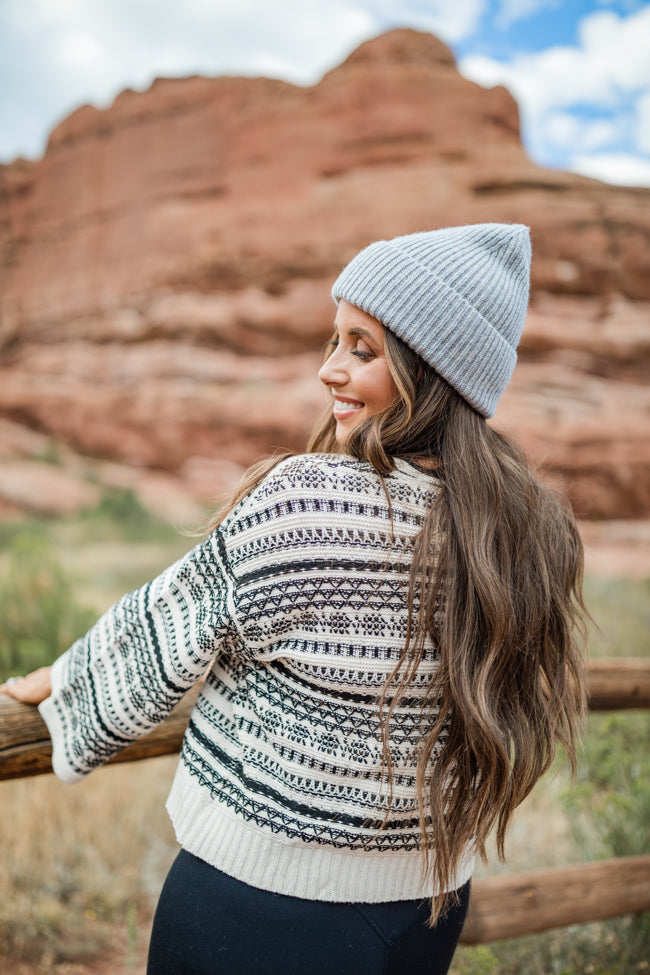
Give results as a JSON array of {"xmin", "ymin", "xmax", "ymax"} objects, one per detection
[{"xmin": 332, "ymin": 395, "xmax": 365, "ymax": 420}]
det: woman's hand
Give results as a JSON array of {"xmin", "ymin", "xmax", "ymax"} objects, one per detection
[{"xmin": 0, "ymin": 666, "xmax": 52, "ymax": 704}]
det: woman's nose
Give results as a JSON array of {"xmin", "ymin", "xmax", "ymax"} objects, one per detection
[{"xmin": 318, "ymin": 350, "xmax": 347, "ymax": 386}]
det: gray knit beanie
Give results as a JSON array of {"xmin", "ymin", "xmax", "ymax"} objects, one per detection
[{"xmin": 331, "ymin": 223, "xmax": 531, "ymax": 418}]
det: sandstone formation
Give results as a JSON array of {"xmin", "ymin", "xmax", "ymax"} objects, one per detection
[{"xmin": 0, "ymin": 28, "xmax": 649, "ymax": 525}]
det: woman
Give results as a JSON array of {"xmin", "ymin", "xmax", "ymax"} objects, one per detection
[{"xmin": 1, "ymin": 224, "xmax": 587, "ymax": 975}]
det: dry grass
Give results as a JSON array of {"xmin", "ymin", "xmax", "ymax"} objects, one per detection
[{"xmin": 0, "ymin": 757, "xmax": 178, "ymax": 969}]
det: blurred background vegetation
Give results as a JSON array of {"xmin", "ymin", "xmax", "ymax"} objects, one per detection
[{"xmin": 0, "ymin": 498, "xmax": 648, "ymax": 972}]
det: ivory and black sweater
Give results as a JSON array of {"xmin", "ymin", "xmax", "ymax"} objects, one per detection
[{"xmin": 40, "ymin": 453, "xmax": 474, "ymax": 902}]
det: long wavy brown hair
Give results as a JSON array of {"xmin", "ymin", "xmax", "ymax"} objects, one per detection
[{"xmin": 209, "ymin": 328, "xmax": 588, "ymax": 923}]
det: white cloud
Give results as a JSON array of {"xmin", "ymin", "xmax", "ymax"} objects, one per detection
[
  {"xmin": 353, "ymin": 0, "xmax": 487, "ymax": 42},
  {"xmin": 545, "ymin": 112, "xmax": 621, "ymax": 151},
  {"xmin": 580, "ymin": 120, "xmax": 623, "ymax": 151},
  {"xmin": 460, "ymin": 5, "xmax": 650, "ymax": 117},
  {"xmin": 543, "ymin": 112, "xmax": 581, "ymax": 147},
  {"xmin": 635, "ymin": 91, "xmax": 650, "ymax": 154},
  {"xmin": 55, "ymin": 30, "xmax": 109, "ymax": 73},
  {"xmin": 571, "ymin": 152, "xmax": 650, "ymax": 186},
  {"xmin": 576, "ymin": 7, "xmax": 650, "ymax": 91},
  {"xmin": 458, "ymin": 5, "xmax": 650, "ymax": 185},
  {"xmin": 495, "ymin": 0, "xmax": 561, "ymax": 30}
]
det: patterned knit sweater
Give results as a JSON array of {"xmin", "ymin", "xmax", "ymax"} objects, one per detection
[{"xmin": 39, "ymin": 453, "xmax": 474, "ymax": 902}]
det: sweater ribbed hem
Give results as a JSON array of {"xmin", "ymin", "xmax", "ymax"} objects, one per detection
[{"xmin": 166, "ymin": 761, "xmax": 474, "ymax": 903}]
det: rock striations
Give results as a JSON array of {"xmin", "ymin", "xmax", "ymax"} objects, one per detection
[{"xmin": 0, "ymin": 29, "xmax": 649, "ymax": 523}]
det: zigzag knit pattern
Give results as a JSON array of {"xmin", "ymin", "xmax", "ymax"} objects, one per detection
[{"xmin": 41, "ymin": 454, "xmax": 471, "ymax": 902}]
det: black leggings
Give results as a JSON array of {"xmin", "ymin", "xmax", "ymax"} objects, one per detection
[{"xmin": 147, "ymin": 849, "xmax": 470, "ymax": 975}]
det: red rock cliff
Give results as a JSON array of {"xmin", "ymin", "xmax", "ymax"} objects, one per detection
[{"xmin": 0, "ymin": 29, "xmax": 648, "ymax": 518}]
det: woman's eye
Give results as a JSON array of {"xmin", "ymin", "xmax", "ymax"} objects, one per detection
[{"xmin": 352, "ymin": 346, "xmax": 373, "ymax": 361}]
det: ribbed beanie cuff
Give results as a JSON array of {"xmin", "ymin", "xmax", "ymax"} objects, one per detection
[{"xmin": 332, "ymin": 224, "xmax": 531, "ymax": 417}]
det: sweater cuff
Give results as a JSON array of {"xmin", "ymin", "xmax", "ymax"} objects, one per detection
[{"xmin": 39, "ymin": 653, "xmax": 86, "ymax": 784}]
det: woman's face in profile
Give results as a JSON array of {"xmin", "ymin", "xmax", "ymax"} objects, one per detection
[{"xmin": 319, "ymin": 300, "xmax": 398, "ymax": 445}]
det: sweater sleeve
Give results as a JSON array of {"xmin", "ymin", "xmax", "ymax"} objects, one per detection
[{"xmin": 39, "ymin": 528, "xmax": 237, "ymax": 783}]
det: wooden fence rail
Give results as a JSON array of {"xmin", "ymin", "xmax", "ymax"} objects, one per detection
[
  {"xmin": 0, "ymin": 684, "xmax": 201, "ymax": 782},
  {"xmin": 460, "ymin": 855, "xmax": 650, "ymax": 944},
  {"xmin": 1, "ymin": 657, "xmax": 649, "ymax": 945},
  {"xmin": 586, "ymin": 657, "xmax": 650, "ymax": 709},
  {"xmin": 1, "ymin": 658, "xmax": 648, "ymax": 782}
]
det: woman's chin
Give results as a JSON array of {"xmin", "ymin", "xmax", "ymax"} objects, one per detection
[
  {"xmin": 334, "ymin": 420, "xmax": 354, "ymax": 445},
  {"xmin": 334, "ymin": 413, "xmax": 367, "ymax": 445},
  {"xmin": 334, "ymin": 428, "xmax": 348, "ymax": 446}
]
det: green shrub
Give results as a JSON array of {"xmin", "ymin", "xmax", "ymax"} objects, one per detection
[
  {"xmin": 452, "ymin": 945, "xmax": 499, "ymax": 974},
  {"xmin": 78, "ymin": 487, "xmax": 163, "ymax": 541},
  {"xmin": 0, "ymin": 533, "xmax": 96, "ymax": 682},
  {"xmin": 560, "ymin": 711, "xmax": 650, "ymax": 969},
  {"xmin": 566, "ymin": 713, "xmax": 650, "ymax": 855}
]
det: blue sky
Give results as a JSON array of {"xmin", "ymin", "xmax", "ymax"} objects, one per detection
[{"xmin": 1, "ymin": 0, "xmax": 649, "ymax": 186}]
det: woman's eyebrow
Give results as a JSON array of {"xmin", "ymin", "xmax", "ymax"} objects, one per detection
[
  {"xmin": 331, "ymin": 322, "xmax": 382, "ymax": 351},
  {"xmin": 335, "ymin": 325, "xmax": 380, "ymax": 345}
]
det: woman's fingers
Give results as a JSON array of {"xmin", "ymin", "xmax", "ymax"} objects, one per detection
[{"xmin": 0, "ymin": 666, "xmax": 52, "ymax": 704}]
